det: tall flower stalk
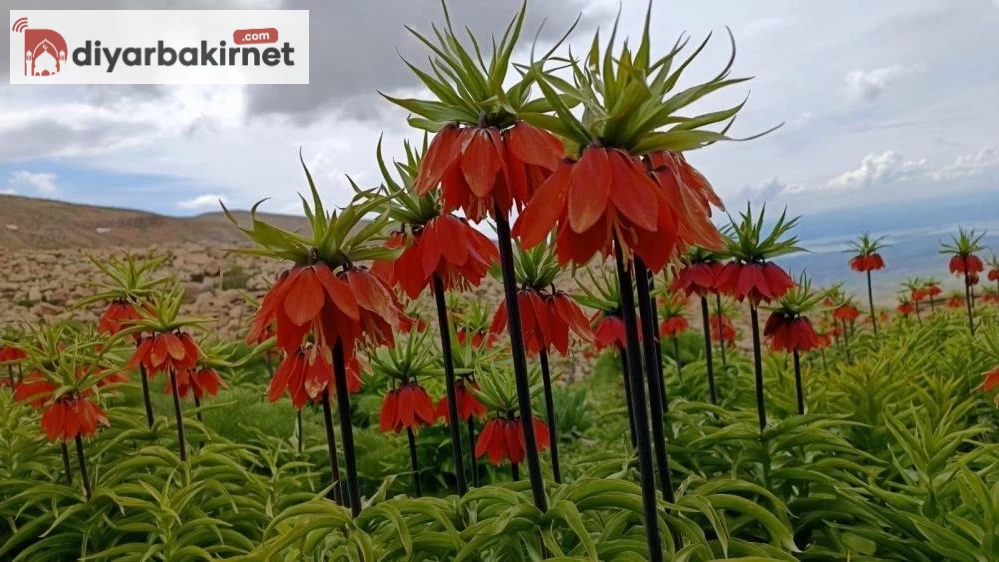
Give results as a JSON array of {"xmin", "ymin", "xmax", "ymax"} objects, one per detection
[
  {"xmin": 718, "ymin": 205, "xmax": 799, "ymax": 432},
  {"xmin": 75, "ymin": 252, "xmax": 167, "ymax": 428},
  {"xmin": 762, "ymin": 272, "xmax": 825, "ymax": 414},
  {"xmin": 672, "ymin": 247, "xmax": 725, "ymax": 404},
  {"xmin": 942, "ymin": 228, "xmax": 986, "ymax": 335},
  {"xmin": 367, "ymin": 138, "xmax": 499, "ymax": 494},
  {"xmin": 226, "ymin": 159, "xmax": 405, "ymax": 516},
  {"xmin": 387, "ymin": 3, "xmax": 570, "ymax": 511},
  {"xmin": 657, "ymin": 288, "xmax": 689, "ymax": 382},
  {"xmin": 846, "ymin": 233, "xmax": 887, "ymax": 337}
]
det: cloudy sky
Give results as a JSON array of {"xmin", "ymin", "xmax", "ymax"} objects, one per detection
[{"xmin": 2, "ymin": 0, "xmax": 997, "ymax": 222}]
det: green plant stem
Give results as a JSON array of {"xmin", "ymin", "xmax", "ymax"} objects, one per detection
[
  {"xmin": 648, "ymin": 273, "xmax": 668, "ymax": 406},
  {"xmin": 494, "ymin": 209, "xmax": 547, "ymax": 512},
  {"xmin": 407, "ymin": 427, "xmax": 422, "ymax": 497},
  {"xmin": 538, "ymin": 348, "xmax": 561, "ymax": 484},
  {"xmin": 7, "ymin": 365, "xmax": 14, "ymax": 388},
  {"xmin": 193, "ymin": 393, "xmax": 203, "ymax": 423},
  {"xmin": 169, "ymin": 370, "xmax": 187, "ymax": 461},
  {"xmin": 964, "ymin": 258, "xmax": 976, "ymax": 335},
  {"xmin": 750, "ymin": 306, "xmax": 767, "ymax": 432},
  {"xmin": 60, "ymin": 441, "xmax": 72, "ymax": 486},
  {"xmin": 320, "ymin": 393, "xmax": 344, "ymax": 506},
  {"xmin": 866, "ymin": 270, "xmax": 878, "ymax": 336},
  {"xmin": 332, "ymin": 341, "xmax": 362, "ymax": 517},
  {"xmin": 673, "ymin": 337, "xmax": 682, "ymax": 377},
  {"xmin": 613, "ymin": 241, "xmax": 664, "ymax": 562},
  {"xmin": 699, "ymin": 296, "xmax": 718, "ymax": 405},
  {"xmin": 432, "ymin": 273, "xmax": 467, "ymax": 495},
  {"xmin": 511, "ymin": 463, "xmax": 520, "ymax": 482},
  {"xmin": 914, "ymin": 301, "xmax": 922, "ymax": 324},
  {"xmin": 793, "ymin": 350, "xmax": 804, "ymax": 415},
  {"xmin": 75, "ymin": 435, "xmax": 91, "ymax": 501},
  {"xmin": 841, "ymin": 319, "xmax": 853, "ymax": 364}
]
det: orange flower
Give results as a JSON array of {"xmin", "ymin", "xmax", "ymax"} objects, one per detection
[
  {"xmin": 672, "ymin": 261, "xmax": 724, "ymax": 297},
  {"xmin": 715, "ymin": 262, "xmax": 795, "ymax": 306},
  {"xmin": 475, "ymin": 415, "xmax": 550, "ymax": 466},
  {"xmin": 375, "ymin": 215, "xmax": 499, "ymax": 299},
  {"xmin": 489, "ymin": 290, "xmax": 593, "ymax": 356},
  {"xmin": 983, "ymin": 366, "xmax": 999, "ymax": 406},
  {"xmin": 0, "ymin": 345, "xmax": 26, "ymax": 364},
  {"xmin": 832, "ymin": 305, "xmax": 860, "ymax": 322},
  {"xmin": 764, "ymin": 312, "xmax": 819, "ymax": 352},
  {"xmin": 129, "ymin": 331, "xmax": 200, "ymax": 376},
  {"xmin": 379, "ymin": 383, "xmax": 436, "ymax": 433},
  {"xmin": 711, "ymin": 314, "xmax": 737, "ymax": 344},
  {"xmin": 591, "ymin": 312, "xmax": 629, "ymax": 350},
  {"xmin": 414, "ymin": 122, "xmax": 562, "ymax": 222},
  {"xmin": 169, "ymin": 367, "xmax": 225, "ymax": 400},
  {"xmin": 646, "ymin": 151, "xmax": 725, "ymax": 251},
  {"xmin": 40, "ymin": 392, "xmax": 109, "ymax": 442},
  {"xmin": 849, "ymin": 254, "xmax": 885, "ymax": 272},
  {"xmin": 947, "ymin": 296, "xmax": 964, "ymax": 309},
  {"xmin": 514, "ymin": 147, "xmax": 697, "ymax": 272},
  {"xmin": 949, "ymin": 255, "xmax": 984, "ymax": 275},
  {"xmin": 659, "ymin": 316, "xmax": 688, "ymax": 338},
  {"xmin": 13, "ymin": 371, "xmax": 56, "ymax": 408},
  {"xmin": 268, "ymin": 345, "xmax": 362, "ymax": 409},
  {"xmin": 989, "ymin": 268, "xmax": 999, "ymax": 282},
  {"xmin": 98, "ymin": 299, "xmax": 143, "ymax": 338},
  {"xmin": 435, "ymin": 378, "xmax": 487, "ymax": 423}
]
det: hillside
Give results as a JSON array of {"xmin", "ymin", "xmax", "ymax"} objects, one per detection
[{"xmin": 0, "ymin": 194, "xmax": 311, "ymax": 250}]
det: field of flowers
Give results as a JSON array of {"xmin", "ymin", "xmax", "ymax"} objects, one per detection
[{"xmin": 3, "ymin": 3, "xmax": 999, "ymax": 561}]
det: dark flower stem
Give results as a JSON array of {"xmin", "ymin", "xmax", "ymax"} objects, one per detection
[
  {"xmin": 647, "ymin": 274, "xmax": 668, "ymax": 406},
  {"xmin": 673, "ymin": 337, "xmax": 683, "ymax": 377},
  {"xmin": 431, "ymin": 273, "xmax": 467, "ymax": 495},
  {"xmin": 7, "ymin": 365, "xmax": 14, "ymax": 388},
  {"xmin": 793, "ymin": 350, "xmax": 804, "ymax": 415},
  {"xmin": 715, "ymin": 294, "xmax": 727, "ymax": 369},
  {"xmin": 699, "ymin": 297, "xmax": 718, "ymax": 405},
  {"xmin": 538, "ymin": 348, "xmax": 561, "ymax": 484},
  {"xmin": 467, "ymin": 419, "xmax": 479, "ymax": 487},
  {"xmin": 634, "ymin": 258, "xmax": 675, "ymax": 501},
  {"xmin": 617, "ymin": 349, "xmax": 638, "ymax": 448},
  {"xmin": 332, "ymin": 341, "xmax": 362, "ymax": 517},
  {"xmin": 749, "ymin": 306, "xmax": 767, "ymax": 432},
  {"xmin": 820, "ymin": 348, "xmax": 828, "ymax": 374},
  {"xmin": 60, "ymin": 441, "xmax": 73, "ymax": 485},
  {"xmin": 320, "ymin": 392, "xmax": 344, "ymax": 506},
  {"xmin": 493, "ymin": 210, "xmax": 547, "ymax": 511},
  {"xmin": 866, "ymin": 270, "xmax": 878, "ymax": 336},
  {"xmin": 613, "ymin": 241, "xmax": 664, "ymax": 562},
  {"xmin": 193, "ymin": 393, "xmax": 203, "ymax": 423},
  {"xmin": 168, "ymin": 370, "xmax": 187, "ymax": 461},
  {"xmin": 407, "ymin": 427, "xmax": 422, "ymax": 497},
  {"xmin": 297, "ymin": 409, "xmax": 304, "ymax": 454},
  {"xmin": 74, "ymin": 435, "xmax": 91, "ymax": 501},
  {"xmin": 511, "ymin": 462, "xmax": 520, "ymax": 482},
  {"xmin": 841, "ymin": 319, "xmax": 853, "ymax": 364},
  {"xmin": 963, "ymin": 259, "xmax": 975, "ymax": 335},
  {"xmin": 914, "ymin": 301, "xmax": 922, "ymax": 324},
  {"xmin": 139, "ymin": 363, "xmax": 154, "ymax": 429}
]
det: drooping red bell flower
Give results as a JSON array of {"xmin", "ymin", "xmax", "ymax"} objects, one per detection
[
  {"xmin": 966, "ymin": 273, "xmax": 980, "ymax": 287},
  {"xmin": 379, "ymin": 382, "xmax": 437, "ymax": 434},
  {"xmin": 832, "ymin": 305, "xmax": 860, "ymax": 322},
  {"xmin": 912, "ymin": 288, "xmax": 929, "ymax": 303},
  {"xmin": 815, "ymin": 331, "xmax": 833, "ymax": 349},
  {"xmin": 849, "ymin": 254, "xmax": 885, "ymax": 272},
  {"xmin": 947, "ymin": 296, "xmax": 964, "ymax": 309},
  {"xmin": 475, "ymin": 415, "xmax": 550, "ymax": 466},
  {"xmin": 763, "ymin": 312, "xmax": 819, "ymax": 352},
  {"xmin": 40, "ymin": 392, "xmax": 109, "ymax": 442},
  {"xmin": 169, "ymin": 367, "xmax": 225, "ymax": 400},
  {"xmin": 672, "ymin": 261, "xmax": 724, "ymax": 297},
  {"xmin": 591, "ymin": 312, "xmax": 629, "ymax": 350},
  {"xmin": 268, "ymin": 344, "xmax": 362, "ymax": 409},
  {"xmin": 98, "ymin": 299, "xmax": 143, "ymax": 338},
  {"xmin": 715, "ymin": 262, "xmax": 795, "ymax": 306},
  {"xmin": 413, "ymin": 122, "xmax": 562, "ymax": 222},
  {"xmin": 435, "ymin": 378, "xmax": 487, "ymax": 423},
  {"xmin": 646, "ymin": 151, "xmax": 725, "ymax": 251},
  {"xmin": 490, "ymin": 289, "xmax": 593, "ymax": 356},
  {"xmin": 375, "ymin": 215, "xmax": 499, "ymax": 300},
  {"xmin": 13, "ymin": 371, "xmax": 57, "ymax": 408},
  {"xmin": 659, "ymin": 316, "xmax": 688, "ymax": 338},
  {"xmin": 928, "ymin": 284, "xmax": 943, "ymax": 298},
  {"xmin": 949, "ymin": 255, "xmax": 984, "ymax": 275},
  {"xmin": 96, "ymin": 369, "xmax": 130, "ymax": 388},
  {"xmin": 897, "ymin": 302, "xmax": 915, "ymax": 316},
  {"xmin": 0, "ymin": 345, "xmax": 27, "ymax": 364},
  {"xmin": 711, "ymin": 314, "xmax": 737, "ymax": 345},
  {"xmin": 983, "ymin": 366, "xmax": 999, "ymax": 406},
  {"xmin": 514, "ymin": 146, "xmax": 687, "ymax": 273},
  {"xmin": 129, "ymin": 331, "xmax": 200, "ymax": 377},
  {"xmin": 989, "ymin": 268, "xmax": 999, "ymax": 282},
  {"xmin": 399, "ymin": 316, "xmax": 429, "ymax": 333}
]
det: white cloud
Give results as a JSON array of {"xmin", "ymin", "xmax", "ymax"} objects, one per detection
[
  {"xmin": 735, "ymin": 177, "xmax": 801, "ymax": 203},
  {"xmin": 845, "ymin": 65, "xmax": 907, "ymax": 101},
  {"xmin": 7, "ymin": 171, "xmax": 57, "ymax": 194},
  {"xmin": 930, "ymin": 147, "xmax": 999, "ymax": 181},
  {"xmin": 177, "ymin": 194, "xmax": 227, "ymax": 211},
  {"xmin": 826, "ymin": 151, "xmax": 927, "ymax": 190}
]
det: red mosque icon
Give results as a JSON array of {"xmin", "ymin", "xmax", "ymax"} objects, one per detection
[{"xmin": 13, "ymin": 19, "xmax": 68, "ymax": 77}]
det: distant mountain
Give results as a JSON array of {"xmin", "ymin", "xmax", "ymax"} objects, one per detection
[{"xmin": 0, "ymin": 194, "xmax": 310, "ymax": 250}]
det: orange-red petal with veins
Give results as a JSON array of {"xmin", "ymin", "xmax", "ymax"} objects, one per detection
[
  {"xmin": 609, "ymin": 150, "xmax": 658, "ymax": 231},
  {"xmin": 460, "ymin": 128, "xmax": 501, "ymax": 198},
  {"xmin": 414, "ymin": 125, "xmax": 462, "ymax": 195},
  {"xmin": 512, "ymin": 161, "xmax": 571, "ymax": 248},
  {"xmin": 568, "ymin": 147, "xmax": 611, "ymax": 233}
]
